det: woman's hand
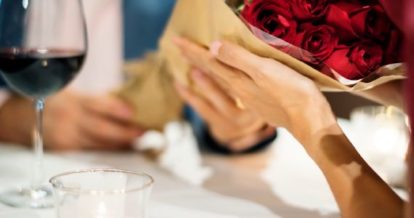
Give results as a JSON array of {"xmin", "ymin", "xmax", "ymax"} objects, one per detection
[
  {"xmin": 173, "ymin": 37, "xmax": 336, "ymax": 146},
  {"xmin": 175, "ymin": 69, "xmax": 275, "ymax": 152},
  {"xmin": 173, "ymin": 37, "xmax": 404, "ymax": 218},
  {"xmin": 43, "ymin": 90, "xmax": 144, "ymax": 150}
]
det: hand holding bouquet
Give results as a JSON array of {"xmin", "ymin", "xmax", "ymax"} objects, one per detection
[{"xmin": 118, "ymin": 0, "xmax": 405, "ymax": 129}]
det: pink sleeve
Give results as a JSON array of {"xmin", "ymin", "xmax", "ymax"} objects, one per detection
[{"xmin": 69, "ymin": 0, "xmax": 124, "ymax": 95}]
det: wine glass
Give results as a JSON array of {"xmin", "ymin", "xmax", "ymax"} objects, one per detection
[{"xmin": 0, "ymin": 0, "xmax": 87, "ymax": 208}]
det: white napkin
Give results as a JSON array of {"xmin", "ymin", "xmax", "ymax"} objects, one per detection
[{"xmin": 134, "ymin": 121, "xmax": 213, "ymax": 186}]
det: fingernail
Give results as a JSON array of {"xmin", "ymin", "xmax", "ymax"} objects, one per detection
[{"xmin": 210, "ymin": 41, "xmax": 222, "ymax": 56}]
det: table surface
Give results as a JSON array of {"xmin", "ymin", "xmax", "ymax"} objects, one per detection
[
  {"xmin": 1, "ymin": 119, "xmax": 407, "ymax": 217},
  {"xmin": 0, "ymin": 125, "xmax": 345, "ymax": 218},
  {"xmin": 52, "ymin": 147, "xmax": 339, "ymax": 218},
  {"xmin": 203, "ymin": 152, "xmax": 339, "ymax": 218}
]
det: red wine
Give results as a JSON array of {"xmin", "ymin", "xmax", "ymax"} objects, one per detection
[{"xmin": 0, "ymin": 48, "xmax": 85, "ymax": 98}]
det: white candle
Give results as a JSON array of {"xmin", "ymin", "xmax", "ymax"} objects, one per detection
[{"xmin": 58, "ymin": 174, "xmax": 127, "ymax": 218}]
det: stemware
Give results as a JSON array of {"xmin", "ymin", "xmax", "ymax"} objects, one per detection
[{"xmin": 0, "ymin": 0, "xmax": 87, "ymax": 208}]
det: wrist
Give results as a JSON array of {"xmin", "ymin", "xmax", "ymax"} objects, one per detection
[{"xmin": 287, "ymin": 95, "xmax": 339, "ymax": 155}]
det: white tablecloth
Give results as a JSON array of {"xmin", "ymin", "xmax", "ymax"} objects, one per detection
[{"xmin": 0, "ymin": 145, "xmax": 280, "ymax": 218}]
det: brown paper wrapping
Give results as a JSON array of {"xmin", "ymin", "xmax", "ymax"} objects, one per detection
[
  {"xmin": 117, "ymin": 0, "xmax": 405, "ymax": 129},
  {"xmin": 116, "ymin": 53, "xmax": 184, "ymax": 130}
]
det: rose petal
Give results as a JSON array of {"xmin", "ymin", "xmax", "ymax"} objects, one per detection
[
  {"xmin": 291, "ymin": 0, "xmax": 329, "ymax": 20},
  {"xmin": 241, "ymin": 0, "xmax": 297, "ymax": 43},
  {"xmin": 325, "ymin": 48, "xmax": 362, "ymax": 80},
  {"xmin": 297, "ymin": 23, "xmax": 339, "ymax": 63},
  {"xmin": 326, "ymin": 5, "xmax": 358, "ymax": 42}
]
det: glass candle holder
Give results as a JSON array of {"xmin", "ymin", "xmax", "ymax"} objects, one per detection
[
  {"xmin": 350, "ymin": 106, "xmax": 409, "ymax": 187},
  {"xmin": 49, "ymin": 169, "xmax": 154, "ymax": 218}
]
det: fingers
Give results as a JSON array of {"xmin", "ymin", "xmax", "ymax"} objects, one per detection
[
  {"xmin": 80, "ymin": 95, "xmax": 142, "ymax": 149},
  {"xmin": 172, "ymin": 36, "xmax": 217, "ymax": 74},
  {"xmin": 78, "ymin": 132, "xmax": 132, "ymax": 150},
  {"xmin": 172, "ymin": 37, "xmax": 251, "ymax": 91},
  {"xmin": 82, "ymin": 94, "xmax": 135, "ymax": 124},
  {"xmin": 78, "ymin": 112, "xmax": 143, "ymax": 148},
  {"xmin": 175, "ymin": 81, "xmax": 222, "ymax": 125},
  {"xmin": 191, "ymin": 69, "xmax": 237, "ymax": 117},
  {"xmin": 44, "ymin": 91, "xmax": 143, "ymax": 150},
  {"xmin": 175, "ymin": 82, "xmax": 241, "ymax": 142},
  {"xmin": 210, "ymin": 41, "xmax": 270, "ymax": 80},
  {"xmin": 227, "ymin": 126, "xmax": 275, "ymax": 152}
]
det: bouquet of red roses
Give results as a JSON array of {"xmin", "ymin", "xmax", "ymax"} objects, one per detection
[
  {"xmin": 150, "ymin": 0, "xmax": 405, "ymax": 91},
  {"xmin": 117, "ymin": 0, "xmax": 406, "ymax": 130},
  {"xmin": 238, "ymin": 0, "xmax": 402, "ymax": 84}
]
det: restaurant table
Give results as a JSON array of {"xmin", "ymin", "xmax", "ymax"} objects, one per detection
[
  {"xmin": 0, "ymin": 130, "xmax": 342, "ymax": 218},
  {"xmin": 0, "ymin": 118, "xmax": 407, "ymax": 217},
  {"xmin": 56, "ymin": 149, "xmax": 340, "ymax": 218},
  {"xmin": 203, "ymin": 152, "xmax": 340, "ymax": 218}
]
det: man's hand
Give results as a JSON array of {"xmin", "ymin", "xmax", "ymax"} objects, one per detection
[{"xmin": 0, "ymin": 90, "xmax": 144, "ymax": 150}]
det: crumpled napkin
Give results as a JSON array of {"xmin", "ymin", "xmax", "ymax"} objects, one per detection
[{"xmin": 134, "ymin": 121, "xmax": 213, "ymax": 186}]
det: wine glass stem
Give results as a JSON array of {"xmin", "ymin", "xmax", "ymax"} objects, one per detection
[{"xmin": 32, "ymin": 98, "xmax": 45, "ymax": 190}]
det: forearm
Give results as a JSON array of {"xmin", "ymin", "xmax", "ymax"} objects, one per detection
[
  {"xmin": 0, "ymin": 95, "xmax": 34, "ymax": 145},
  {"xmin": 290, "ymin": 100, "xmax": 403, "ymax": 218},
  {"xmin": 310, "ymin": 125, "xmax": 402, "ymax": 218}
]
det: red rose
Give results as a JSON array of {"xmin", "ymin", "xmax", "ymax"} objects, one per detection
[
  {"xmin": 291, "ymin": 0, "xmax": 329, "ymax": 21},
  {"xmin": 241, "ymin": 0, "xmax": 297, "ymax": 43},
  {"xmin": 325, "ymin": 42, "xmax": 383, "ymax": 80},
  {"xmin": 351, "ymin": 5, "xmax": 392, "ymax": 41},
  {"xmin": 294, "ymin": 24, "xmax": 339, "ymax": 63},
  {"xmin": 326, "ymin": 3, "xmax": 393, "ymax": 42},
  {"xmin": 350, "ymin": 41, "xmax": 383, "ymax": 74},
  {"xmin": 325, "ymin": 49, "xmax": 359, "ymax": 79}
]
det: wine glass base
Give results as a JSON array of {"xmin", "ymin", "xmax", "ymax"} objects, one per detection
[{"xmin": 0, "ymin": 186, "xmax": 54, "ymax": 209}]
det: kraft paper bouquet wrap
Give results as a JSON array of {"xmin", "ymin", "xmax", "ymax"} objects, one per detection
[
  {"xmin": 118, "ymin": 0, "xmax": 405, "ymax": 130},
  {"xmin": 117, "ymin": 53, "xmax": 183, "ymax": 130}
]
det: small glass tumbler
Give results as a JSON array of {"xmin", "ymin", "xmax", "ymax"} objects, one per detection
[{"xmin": 49, "ymin": 169, "xmax": 154, "ymax": 218}]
